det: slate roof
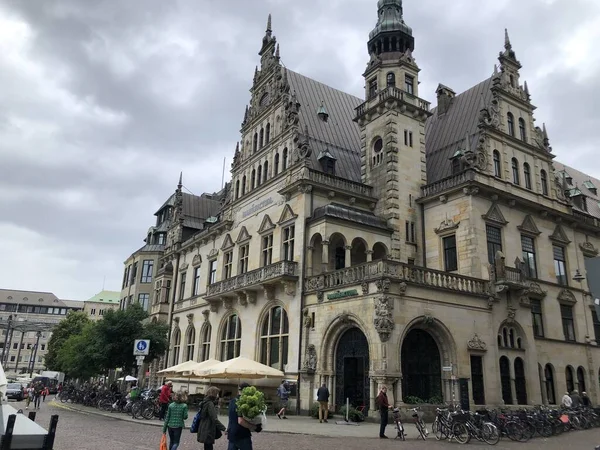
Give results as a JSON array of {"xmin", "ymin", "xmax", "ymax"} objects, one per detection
[
  {"xmin": 311, "ymin": 203, "xmax": 391, "ymax": 231},
  {"xmin": 553, "ymin": 162, "xmax": 600, "ymax": 220},
  {"xmin": 155, "ymin": 192, "xmax": 222, "ymax": 230},
  {"xmin": 287, "ymin": 70, "xmax": 363, "ymax": 182},
  {"xmin": 0, "ymin": 289, "xmax": 82, "ymax": 308}
]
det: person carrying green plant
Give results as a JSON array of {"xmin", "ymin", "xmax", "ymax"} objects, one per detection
[{"xmin": 227, "ymin": 382, "xmax": 263, "ymax": 450}]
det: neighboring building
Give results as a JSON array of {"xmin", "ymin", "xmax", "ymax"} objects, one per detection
[
  {"xmin": 0, "ymin": 289, "xmax": 83, "ymax": 374},
  {"xmin": 126, "ymin": 1, "xmax": 600, "ymax": 412},
  {"xmin": 84, "ymin": 290, "xmax": 121, "ymax": 320}
]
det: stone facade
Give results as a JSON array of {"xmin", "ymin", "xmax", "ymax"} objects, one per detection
[{"xmin": 123, "ymin": 2, "xmax": 600, "ymax": 413}]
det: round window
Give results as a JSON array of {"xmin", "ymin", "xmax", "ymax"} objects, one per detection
[{"xmin": 373, "ymin": 138, "xmax": 383, "ymax": 153}]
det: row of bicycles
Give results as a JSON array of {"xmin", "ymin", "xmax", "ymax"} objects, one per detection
[
  {"xmin": 59, "ymin": 387, "xmax": 162, "ymax": 420},
  {"xmin": 432, "ymin": 404, "xmax": 600, "ymax": 445}
]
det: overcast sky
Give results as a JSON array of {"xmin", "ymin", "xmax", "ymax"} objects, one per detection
[{"xmin": 1, "ymin": 0, "xmax": 599, "ymax": 300}]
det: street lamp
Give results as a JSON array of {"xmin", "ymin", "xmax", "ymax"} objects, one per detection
[{"xmin": 573, "ymin": 269, "xmax": 585, "ymax": 283}]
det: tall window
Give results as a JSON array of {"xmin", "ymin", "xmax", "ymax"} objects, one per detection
[
  {"xmin": 263, "ymin": 161, "xmax": 268, "ymax": 183},
  {"xmin": 185, "ymin": 327, "xmax": 195, "ymax": 361},
  {"xmin": 523, "ymin": 163, "xmax": 531, "ymax": 189},
  {"xmin": 553, "ymin": 245, "xmax": 567, "ymax": 286},
  {"xmin": 507, "ymin": 112, "xmax": 515, "ymax": 137},
  {"xmin": 541, "ymin": 169, "xmax": 548, "ymax": 195},
  {"xmin": 512, "ymin": 158, "xmax": 520, "ymax": 185},
  {"xmin": 521, "ymin": 235, "xmax": 537, "ymax": 278},
  {"xmin": 265, "ymin": 123, "xmax": 271, "ymax": 145},
  {"xmin": 282, "ymin": 225, "xmax": 295, "ymax": 260},
  {"xmin": 122, "ymin": 266, "xmax": 129, "ymax": 288},
  {"xmin": 500, "ymin": 356, "xmax": 512, "ymax": 405},
  {"xmin": 223, "ymin": 251, "xmax": 233, "ymax": 279},
  {"xmin": 251, "ymin": 169, "xmax": 256, "ymax": 189},
  {"xmin": 565, "ymin": 366, "xmax": 575, "ymax": 392},
  {"xmin": 200, "ymin": 324, "xmax": 211, "ymax": 362},
  {"xmin": 179, "ymin": 272, "xmax": 187, "ymax": 300},
  {"xmin": 262, "ymin": 234, "xmax": 273, "ymax": 266},
  {"xmin": 493, "ymin": 150, "xmax": 501, "ymax": 178},
  {"xmin": 514, "ymin": 358, "xmax": 528, "ymax": 405},
  {"xmin": 386, "ymin": 72, "xmax": 396, "ymax": 87},
  {"xmin": 405, "ymin": 74, "xmax": 414, "ymax": 94},
  {"xmin": 130, "ymin": 262, "xmax": 138, "ymax": 285},
  {"xmin": 141, "ymin": 260, "xmax": 154, "ymax": 283},
  {"xmin": 253, "ymin": 132, "xmax": 258, "ymax": 153},
  {"xmin": 545, "ymin": 364, "xmax": 556, "ymax": 404},
  {"xmin": 172, "ymin": 329, "xmax": 181, "ymax": 366},
  {"xmin": 220, "ymin": 314, "xmax": 241, "ymax": 360},
  {"xmin": 242, "ymin": 175, "xmax": 247, "ymax": 195},
  {"xmin": 561, "ymin": 305, "xmax": 575, "ymax": 342},
  {"xmin": 260, "ymin": 306, "xmax": 289, "ymax": 370},
  {"xmin": 404, "ymin": 130, "xmax": 413, "ymax": 147},
  {"xmin": 577, "ymin": 366, "xmax": 586, "ymax": 392},
  {"xmin": 209, "ymin": 260, "xmax": 217, "ymax": 285},
  {"xmin": 193, "ymin": 267, "xmax": 201, "ymax": 296},
  {"xmin": 138, "ymin": 293, "xmax": 150, "ymax": 311},
  {"xmin": 518, "ymin": 118, "xmax": 526, "ymax": 141},
  {"xmin": 165, "ymin": 280, "xmax": 171, "ymax": 302},
  {"xmin": 443, "ymin": 235, "xmax": 458, "ymax": 271},
  {"xmin": 259, "ymin": 128, "xmax": 264, "ymax": 149},
  {"xmin": 274, "ymin": 153, "xmax": 280, "ymax": 175},
  {"xmin": 368, "ymin": 79, "xmax": 377, "ymax": 98},
  {"xmin": 282, "ymin": 148, "xmax": 288, "ymax": 170},
  {"xmin": 239, "ymin": 244, "xmax": 249, "ymax": 274},
  {"xmin": 257, "ymin": 166, "xmax": 262, "ymax": 186},
  {"xmin": 486, "ymin": 225, "xmax": 503, "ymax": 265},
  {"xmin": 235, "ymin": 180, "xmax": 240, "ymax": 200},
  {"xmin": 531, "ymin": 299, "xmax": 544, "ymax": 337},
  {"xmin": 470, "ymin": 355, "xmax": 485, "ymax": 405},
  {"xmin": 592, "ymin": 308, "xmax": 600, "ymax": 344}
]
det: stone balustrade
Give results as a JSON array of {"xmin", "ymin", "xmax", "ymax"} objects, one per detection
[
  {"xmin": 420, "ymin": 170, "xmax": 476, "ymax": 198},
  {"xmin": 307, "ymin": 169, "xmax": 373, "ymax": 197},
  {"xmin": 304, "ymin": 260, "xmax": 489, "ymax": 297},
  {"xmin": 355, "ymin": 87, "xmax": 431, "ymax": 118}
]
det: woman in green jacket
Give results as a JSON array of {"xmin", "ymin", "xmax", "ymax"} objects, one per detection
[
  {"xmin": 197, "ymin": 386, "xmax": 226, "ymax": 450},
  {"xmin": 163, "ymin": 391, "xmax": 188, "ymax": 450}
]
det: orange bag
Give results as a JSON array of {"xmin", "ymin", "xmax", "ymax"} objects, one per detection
[{"xmin": 160, "ymin": 433, "xmax": 167, "ymax": 450}]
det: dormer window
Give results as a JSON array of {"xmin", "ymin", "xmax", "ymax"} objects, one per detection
[
  {"xmin": 318, "ymin": 149, "xmax": 337, "ymax": 176},
  {"xmin": 450, "ymin": 149, "xmax": 463, "ymax": 175},
  {"xmin": 583, "ymin": 180, "xmax": 597, "ymax": 195}
]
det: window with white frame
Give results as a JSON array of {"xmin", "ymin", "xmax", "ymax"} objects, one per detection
[
  {"xmin": 260, "ymin": 306, "xmax": 289, "ymax": 370},
  {"xmin": 220, "ymin": 314, "xmax": 241, "ymax": 360},
  {"xmin": 282, "ymin": 225, "xmax": 295, "ymax": 260},
  {"xmin": 239, "ymin": 244, "xmax": 249, "ymax": 274}
]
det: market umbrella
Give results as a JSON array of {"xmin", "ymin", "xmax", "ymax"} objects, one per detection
[
  {"xmin": 157, "ymin": 360, "xmax": 199, "ymax": 376},
  {"xmin": 199, "ymin": 356, "xmax": 284, "ymax": 380},
  {"xmin": 117, "ymin": 375, "xmax": 137, "ymax": 382},
  {"xmin": 181, "ymin": 359, "xmax": 221, "ymax": 378}
]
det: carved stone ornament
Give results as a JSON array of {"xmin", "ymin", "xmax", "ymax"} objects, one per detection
[
  {"xmin": 517, "ymin": 215, "xmax": 541, "ymax": 236},
  {"xmin": 282, "ymin": 281, "xmax": 296, "ymax": 296},
  {"xmin": 186, "ymin": 313, "xmax": 194, "ymax": 325},
  {"xmin": 463, "ymin": 186, "xmax": 479, "ymax": 196},
  {"xmin": 374, "ymin": 295, "xmax": 394, "ymax": 342},
  {"xmin": 209, "ymin": 303, "xmax": 219, "ymax": 313},
  {"xmin": 524, "ymin": 282, "xmax": 546, "ymax": 299},
  {"xmin": 192, "ymin": 254, "xmax": 202, "ymax": 267},
  {"xmin": 339, "ymin": 313, "xmax": 352, "ymax": 325},
  {"xmin": 223, "ymin": 298, "xmax": 234, "ymax": 310},
  {"xmin": 558, "ymin": 289, "xmax": 577, "ymax": 305},
  {"xmin": 237, "ymin": 292, "xmax": 248, "ymax": 307},
  {"xmin": 507, "ymin": 307, "xmax": 516, "ymax": 323},
  {"xmin": 208, "ymin": 248, "xmax": 218, "ymax": 258},
  {"xmin": 467, "ymin": 333, "xmax": 487, "ymax": 352},
  {"xmin": 202, "ymin": 309, "xmax": 210, "ymax": 321},
  {"xmin": 549, "ymin": 224, "xmax": 571, "ymax": 245},
  {"xmin": 305, "ymin": 276, "xmax": 324, "ymax": 292},
  {"xmin": 482, "ymin": 203, "xmax": 508, "ymax": 226},
  {"xmin": 398, "ymin": 282, "xmax": 408, "ymax": 297},
  {"xmin": 263, "ymin": 285, "xmax": 276, "ymax": 301},
  {"xmin": 439, "ymin": 195, "xmax": 448, "ymax": 204},
  {"xmin": 179, "ymin": 262, "xmax": 189, "ymax": 273},
  {"xmin": 303, "ymin": 310, "xmax": 312, "ymax": 329},
  {"xmin": 434, "ymin": 217, "xmax": 460, "ymax": 235},
  {"xmin": 361, "ymin": 282, "xmax": 369, "ymax": 295},
  {"xmin": 580, "ymin": 241, "xmax": 599, "ymax": 257},
  {"xmin": 303, "ymin": 344, "xmax": 317, "ymax": 373},
  {"xmin": 376, "ymin": 278, "xmax": 391, "ymax": 293},
  {"xmin": 173, "ymin": 317, "xmax": 180, "ymax": 325},
  {"xmin": 245, "ymin": 291, "xmax": 257, "ymax": 305},
  {"xmin": 316, "ymin": 290, "xmax": 324, "ymax": 303}
]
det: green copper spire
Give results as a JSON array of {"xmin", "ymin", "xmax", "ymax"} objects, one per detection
[{"xmin": 368, "ymin": 0, "xmax": 414, "ymax": 56}]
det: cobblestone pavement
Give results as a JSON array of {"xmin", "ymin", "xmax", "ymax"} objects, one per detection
[{"xmin": 8, "ymin": 399, "xmax": 600, "ymax": 449}]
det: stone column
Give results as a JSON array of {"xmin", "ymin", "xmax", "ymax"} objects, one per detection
[
  {"xmin": 366, "ymin": 250, "xmax": 374, "ymax": 262},
  {"xmin": 306, "ymin": 246, "xmax": 314, "ymax": 276},
  {"xmin": 344, "ymin": 246, "xmax": 352, "ymax": 268},
  {"xmin": 321, "ymin": 240, "xmax": 330, "ymax": 273},
  {"xmin": 370, "ymin": 379, "xmax": 377, "ymax": 412}
]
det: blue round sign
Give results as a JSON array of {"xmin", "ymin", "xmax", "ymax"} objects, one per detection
[{"xmin": 136, "ymin": 341, "xmax": 147, "ymax": 351}]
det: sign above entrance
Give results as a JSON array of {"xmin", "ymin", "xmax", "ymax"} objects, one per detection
[
  {"xmin": 326, "ymin": 289, "xmax": 359, "ymax": 301},
  {"xmin": 442, "ymin": 366, "xmax": 453, "ymax": 372},
  {"xmin": 241, "ymin": 197, "xmax": 273, "ymax": 218}
]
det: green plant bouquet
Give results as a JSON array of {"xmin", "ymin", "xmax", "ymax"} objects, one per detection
[{"xmin": 236, "ymin": 386, "xmax": 267, "ymax": 425}]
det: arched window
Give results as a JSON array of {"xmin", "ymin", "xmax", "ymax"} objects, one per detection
[
  {"xmin": 523, "ymin": 163, "xmax": 532, "ymax": 190},
  {"xmin": 500, "ymin": 356, "xmax": 513, "ymax": 405},
  {"xmin": 493, "ymin": 150, "xmax": 501, "ymax": 178},
  {"xmin": 260, "ymin": 306, "xmax": 289, "ymax": 370},
  {"xmin": 541, "ymin": 170, "xmax": 548, "ymax": 195},
  {"xmin": 545, "ymin": 364, "xmax": 556, "ymax": 404},
  {"xmin": 185, "ymin": 326, "xmax": 196, "ymax": 361},
  {"xmin": 242, "ymin": 175, "xmax": 247, "ymax": 195},
  {"xmin": 257, "ymin": 166, "xmax": 262, "ymax": 186},
  {"xmin": 220, "ymin": 314, "xmax": 241, "ymax": 360},
  {"xmin": 235, "ymin": 180, "xmax": 240, "ymax": 200},
  {"xmin": 253, "ymin": 133, "xmax": 258, "ymax": 153},
  {"xmin": 274, "ymin": 153, "xmax": 280, "ymax": 175},
  {"xmin": 512, "ymin": 158, "xmax": 520, "ymax": 185},
  {"xmin": 577, "ymin": 366, "xmax": 586, "ymax": 392},
  {"xmin": 515, "ymin": 358, "xmax": 527, "ymax": 404},
  {"xmin": 386, "ymin": 72, "xmax": 396, "ymax": 88},
  {"xmin": 263, "ymin": 161, "xmax": 268, "ymax": 183},
  {"xmin": 502, "ymin": 327, "xmax": 508, "ymax": 347},
  {"xmin": 259, "ymin": 128, "xmax": 264, "ymax": 149},
  {"xmin": 372, "ymin": 242, "xmax": 388, "ymax": 261},
  {"xmin": 172, "ymin": 328, "xmax": 181, "ymax": 366},
  {"xmin": 265, "ymin": 123, "xmax": 271, "ymax": 145},
  {"xmin": 282, "ymin": 148, "xmax": 288, "ymax": 170},
  {"xmin": 509, "ymin": 328, "xmax": 515, "ymax": 348},
  {"xmin": 566, "ymin": 366, "xmax": 575, "ymax": 393},
  {"xmin": 519, "ymin": 118, "xmax": 526, "ymax": 141},
  {"xmin": 507, "ymin": 113, "xmax": 515, "ymax": 137},
  {"xmin": 200, "ymin": 324, "xmax": 211, "ymax": 362},
  {"xmin": 251, "ymin": 169, "xmax": 256, "ymax": 189}
]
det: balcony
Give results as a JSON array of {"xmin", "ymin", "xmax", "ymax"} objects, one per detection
[
  {"xmin": 304, "ymin": 260, "xmax": 489, "ymax": 298},
  {"xmin": 420, "ymin": 170, "xmax": 476, "ymax": 198},
  {"xmin": 355, "ymin": 87, "xmax": 431, "ymax": 119},
  {"xmin": 205, "ymin": 261, "xmax": 299, "ymax": 303},
  {"xmin": 306, "ymin": 169, "xmax": 373, "ymax": 198}
]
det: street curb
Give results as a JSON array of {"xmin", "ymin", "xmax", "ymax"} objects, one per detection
[{"xmin": 49, "ymin": 401, "xmax": 163, "ymax": 428}]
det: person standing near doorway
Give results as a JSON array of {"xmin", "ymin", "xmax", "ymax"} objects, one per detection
[
  {"xmin": 276, "ymin": 381, "xmax": 291, "ymax": 419},
  {"xmin": 159, "ymin": 381, "xmax": 173, "ymax": 420},
  {"xmin": 376, "ymin": 385, "xmax": 392, "ymax": 439},
  {"xmin": 316, "ymin": 383, "xmax": 330, "ymax": 423}
]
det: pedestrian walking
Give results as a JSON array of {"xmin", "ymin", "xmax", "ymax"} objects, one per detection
[
  {"xmin": 33, "ymin": 383, "xmax": 42, "ymax": 410},
  {"xmin": 159, "ymin": 381, "xmax": 173, "ymax": 421},
  {"xmin": 162, "ymin": 391, "xmax": 188, "ymax": 450},
  {"xmin": 197, "ymin": 386, "xmax": 226, "ymax": 450},
  {"xmin": 276, "ymin": 380, "xmax": 291, "ymax": 419},
  {"xmin": 42, "ymin": 386, "xmax": 49, "ymax": 402},
  {"xmin": 561, "ymin": 392, "xmax": 573, "ymax": 408},
  {"xmin": 570, "ymin": 389, "xmax": 581, "ymax": 408},
  {"xmin": 376, "ymin": 385, "xmax": 392, "ymax": 439},
  {"xmin": 582, "ymin": 391, "xmax": 593, "ymax": 408},
  {"xmin": 25, "ymin": 385, "xmax": 34, "ymax": 410},
  {"xmin": 316, "ymin": 383, "xmax": 330, "ymax": 423},
  {"xmin": 227, "ymin": 382, "xmax": 261, "ymax": 450}
]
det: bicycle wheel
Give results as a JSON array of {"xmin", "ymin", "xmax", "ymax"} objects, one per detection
[
  {"xmin": 481, "ymin": 422, "xmax": 500, "ymax": 445},
  {"xmin": 416, "ymin": 420, "xmax": 427, "ymax": 440},
  {"xmin": 505, "ymin": 421, "xmax": 524, "ymax": 441},
  {"xmin": 452, "ymin": 422, "xmax": 470, "ymax": 444},
  {"xmin": 433, "ymin": 418, "xmax": 446, "ymax": 441},
  {"xmin": 142, "ymin": 404, "xmax": 155, "ymax": 420}
]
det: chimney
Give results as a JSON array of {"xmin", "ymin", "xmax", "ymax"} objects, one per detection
[{"xmin": 436, "ymin": 83, "xmax": 456, "ymax": 117}]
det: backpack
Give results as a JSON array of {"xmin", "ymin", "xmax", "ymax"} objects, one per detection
[{"xmin": 190, "ymin": 406, "xmax": 203, "ymax": 433}]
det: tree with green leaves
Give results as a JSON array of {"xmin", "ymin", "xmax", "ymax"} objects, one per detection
[{"xmin": 45, "ymin": 311, "xmax": 91, "ymax": 371}]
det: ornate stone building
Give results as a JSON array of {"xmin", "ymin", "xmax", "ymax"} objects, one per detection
[{"xmin": 126, "ymin": 0, "xmax": 600, "ymax": 412}]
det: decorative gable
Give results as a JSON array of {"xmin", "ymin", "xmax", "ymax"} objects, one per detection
[
  {"xmin": 192, "ymin": 254, "xmax": 202, "ymax": 267},
  {"xmin": 257, "ymin": 214, "xmax": 275, "ymax": 234},
  {"xmin": 434, "ymin": 217, "xmax": 460, "ymax": 235},
  {"xmin": 277, "ymin": 204, "xmax": 297, "ymax": 225},
  {"xmin": 517, "ymin": 215, "xmax": 541, "ymax": 236},
  {"xmin": 221, "ymin": 234, "xmax": 234, "ymax": 250},
  {"xmin": 549, "ymin": 224, "xmax": 571, "ymax": 245},
  {"xmin": 557, "ymin": 289, "xmax": 577, "ymax": 305},
  {"xmin": 580, "ymin": 240, "xmax": 599, "ymax": 257},
  {"xmin": 482, "ymin": 203, "xmax": 508, "ymax": 226},
  {"xmin": 236, "ymin": 226, "xmax": 252, "ymax": 244}
]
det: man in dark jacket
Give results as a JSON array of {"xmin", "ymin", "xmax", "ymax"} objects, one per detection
[
  {"xmin": 570, "ymin": 389, "xmax": 581, "ymax": 408},
  {"xmin": 375, "ymin": 385, "xmax": 392, "ymax": 438},
  {"xmin": 582, "ymin": 391, "xmax": 592, "ymax": 408},
  {"xmin": 227, "ymin": 382, "xmax": 261, "ymax": 450},
  {"xmin": 316, "ymin": 383, "xmax": 330, "ymax": 423}
]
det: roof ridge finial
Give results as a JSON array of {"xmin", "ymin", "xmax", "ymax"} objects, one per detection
[
  {"xmin": 266, "ymin": 13, "xmax": 272, "ymax": 32},
  {"xmin": 275, "ymin": 43, "xmax": 280, "ymax": 58},
  {"xmin": 178, "ymin": 172, "xmax": 183, "ymax": 189},
  {"xmin": 504, "ymin": 28, "xmax": 512, "ymax": 51},
  {"xmin": 524, "ymin": 80, "xmax": 530, "ymax": 96}
]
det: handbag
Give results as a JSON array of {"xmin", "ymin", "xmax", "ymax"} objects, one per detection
[
  {"xmin": 159, "ymin": 434, "xmax": 168, "ymax": 450},
  {"xmin": 190, "ymin": 409, "xmax": 202, "ymax": 433}
]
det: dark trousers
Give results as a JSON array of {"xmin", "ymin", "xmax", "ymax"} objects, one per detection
[
  {"xmin": 159, "ymin": 402, "xmax": 169, "ymax": 420},
  {"xmin": 34, "ymin": 395, "xmax": 41, "ymax": 409},
  {"xmin": 203, "ymin": 444, "xmax": 214, "ymax": 450},
  {"xmin": 227, "ymin": 437, "xmax": 253, "ymax": 450},
  {"xmin": 379, "ymin": 410, "xmax": 388, "ymax": 437},
  {"xmin": 168, "ymin": 427, "xmax": 182, "ymax": 450}
]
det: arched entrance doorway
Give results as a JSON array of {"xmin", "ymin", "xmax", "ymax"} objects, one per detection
[
  {"xmin": 335, "ymin": 327, "xmax": 370, "ymax": 410},
  {"xmin": 401, "ymin": 329, "xmax": 442, "ymax": 403}
]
